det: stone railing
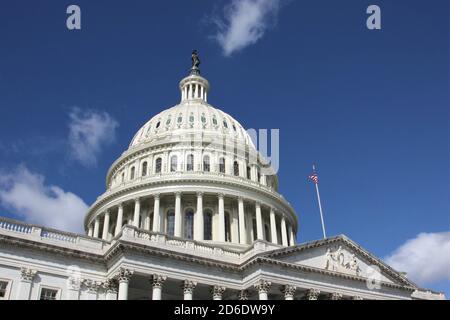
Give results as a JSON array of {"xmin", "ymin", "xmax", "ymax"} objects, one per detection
[{"xmin": 0, "ymin": 217, "xmax": 108, "ymax": 253}]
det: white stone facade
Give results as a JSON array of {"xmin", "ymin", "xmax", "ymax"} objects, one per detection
[{"xmin": 0, "ymin": 63, "xmax": 445, "ymax": 300}]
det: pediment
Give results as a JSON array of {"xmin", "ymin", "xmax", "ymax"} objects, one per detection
[{"xmin": 264, "ymin": 235, "xmax": 415, "ymax": 288}]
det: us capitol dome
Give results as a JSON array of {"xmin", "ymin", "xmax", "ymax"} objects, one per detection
[{"xmin": 0, "ymin": 52, "xmax": 444, "ymax": 301}]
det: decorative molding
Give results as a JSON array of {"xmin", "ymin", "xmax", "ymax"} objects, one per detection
[
  {"xmin": 68, "ymin": 276, "xmax": 82, "ymax": 291},
  {"xmin": 330, "ymin": 292, "xmax": 343, "ymax": 300},
  {"xmin": 103, "ymin": 278, "xmax": 118, "ymax": 293},
  {"xmin": 254, "ymin": 280, "xmax": 271, "ymax": 294},
  {"xmin": 152, "ymin": 274, "xmax": 167, "ymax": 289},
  {"xmin": 211, "ymin": 285, "xmax": 226, "ymax": 299},
  {"xmin": 117, "ymin": 268, "xmax": 134, "ymax": 283},
  {"xmin": 281, "ymin": 285, "xmax": 296, "ymax": 298},
  {"xmin": 306, "ymin": 288, "xmax": 320, "ymax": 300},
  {"xmin": 237, "ymin": 290, "xmax": 249, "ymax": 300},
  {"xmin": 82, "ymin": 279, "xmax": 102, "ymax": 293},
  {"xmin": 325, "ymin": 246, "xmax": 361, "ymax": 276},
  {"xmin": 182, "ymin": 280, "xmax": 197, "ymax": 294},
  {"xmin": 20, "ymin": 267, "xmax": 37, "ymax": 282}
]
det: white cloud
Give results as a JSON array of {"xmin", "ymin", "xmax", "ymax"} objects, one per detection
[
  {"xmin": 385, "ymin": 232, "xmax": 450, "ymax": 285},
  {"xmin": 213, "ymin": 0, "xmax": 282, "ymax": 56},
  {"xmin": 68, "ymin": 108, "xmax": 118, "ymax": 167},
  {"xmin": 0, "ymin": 166, "xmax": 88, "ymax": 233}
]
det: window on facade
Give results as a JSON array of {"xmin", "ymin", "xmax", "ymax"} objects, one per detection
[
  {"xmin": 203, "ymin": 155, "xmax": 210, "ymax": 172},
  {"xmin": 225, "ymin": 212, "xmax": 231, "ymax": 242},
  {"xmin": 177, "ymin": 114, "xmax": 183, "ymax": 123},
  {"xmin": 184, "ymin": 209, "xmax": 194, "ymax": 240},
  {"xmin": 40, "ymin": 288, "xmax": 58, "ymax": 300},
  {"xmin": 156, "ymin": 121, "xmax": 161, "ymax": 129},
  {"xmin": 247, "ymin": 166, "xmax": 251, "ymax": 179},
  {"xmin": 0, "ymin": 281, "xmax": 8, "ymax": 299},
  {"xmin": 219, "ymin": 157, "xmax": 225, "ymax": 174},
  {"xmin": 170, "ymin": 155, "xmax": 178, "ymax": 172},
  {"xmin": 121, "ymin": 172, "xmax": 125, "ymax": 183},
  {"xmin": 201, "ymin": 113, "xmax": 207, "ymax": 124},
  {"xmin": 252, "ymin": 218, "xmax": 257, "ymax": 241},
  {"xmin": 233, "ymin": 161, "xmax": 239, "ymax": 176},
  {"xmin": 223, "ymin": 120, "xmax": 228, "ymax": 129},
  {"xmin": 264, "ymin": 224, "xmax": 271, "ymax": 242},
  {"xmin": 187, "ymin": 154, "xmax": 194, "ymax": 171},
  {"xmin": 212, "ymin": 116, "xmax": 218, "ymax": 126},
  {"xmin": 155, "ymin": 158, "xmax": 162, "ymax": 174},
  {"xmin": 166, "ymin": 210, "xmax": 175, "ymax": 236},
  {"xmin": 204, "ymin": 210, "xmax": 213, "ymax": 240},
  {"xmin": 130, "ymin": 167, "xmax": 135, "ymax": 180},
  {"xmin": 189, "ymin": 113, "xmax": 194, "ymax": 123},
  {"xmin": 166, "ymin": 116, "xmax": 171, "ymax": 126},
  {"xmin": 142, "ymin": 162, "xmax": 148, "ymax": 177},
  {"xmin": 257, "ymin": 167, "xmax": 261, "ymax": 182}
]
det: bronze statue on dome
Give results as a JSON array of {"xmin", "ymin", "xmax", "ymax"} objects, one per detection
[{"xmin": 190, "ymin": 50, "xmax": 201, "ymax": 74}]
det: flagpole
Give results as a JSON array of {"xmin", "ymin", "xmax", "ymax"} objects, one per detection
[{"xmin": 314, "ymin": 181, "xmax": 327, "ymax": 239}]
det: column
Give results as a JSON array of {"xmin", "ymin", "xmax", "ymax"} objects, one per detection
[
  {"xmin": 281, "ymin": 216, "xmax": 288, "ymax": 246},
  {"xmin": 238, "ymin": 197, "xmax": 246, "ymax": 245},
  {"xmin": 152, "ymin": 194, "xmax": 160, "ymax": 232},
  {"xmin": 133, "ymin": 198, "xmax": 141, "ymax": 228},
  {"xmin": 255, "ymin": 203, "xmax": 263, "ymax": 240},
  {"xmin": 151, "ymin": 274, "xmax": 166, "ymax": 300},
  {"xmin": 174, "ymin": 192, "xmax": 182, "ymax": 237},
  {"xmin": 282, "ymin": 285, "xmax": 296, "ymax": 300},
  {"xmin": 117, "ymin": 268, "xmax": 134, "ymax": 300},
  {"xmin": 182, "ymin": 280, "xmax": 197, "ymax": 300},
  {"xmin": 211, "ymin": 286, "xmax": 226, "ymax": 300},
  {"xmin": 306, "ymin": 288, "xmax": 320, "ymax": 300},
  {"xmin": 88, "ymin": 225, "xmax": 93, "ymax": 237},
  {"xmin": 16, "ymin": 268, "xmax": 37, "ymax": 300},
  {"xmin": 115, "ymin": 204, "xmax": 124, "ymax": 236},
  {"xmin": 102, "ymin": 211, "xmax": 110, "ymax": 241},
  {"xmin": 93, "ymin": 217, "xmax": 100, "ymax": 238},
  {"xmin": 237, "ymin": 290, "xmax": 249, "ymax": 300},
  {"xmin": 82, "ymin": 279, "xmax": 101, "ymax": 300},
  {"xmin": 269, "ymin": 208, "xmax": 278, "ymax": 245},
  {"xmin": 330, "ymin": 292, "xmax": 343, "ymax": 300},
  {"xmin": 254, "ymin": 280, "xmax": 271, "ymax": 300},
  {"xmin": 289, "ymin": 225, "xmax": 295, "ymax": 246},
  {"xmin": 218, "ymin": 194, "xmax": 225, "ymax": 242},
  {"xmin": 104, "ymin": 279, "xmax": 118, "ymax": 300},
  {"xmin": 195, "ymin": 192, "xmax": 204, "ymax": 241}
]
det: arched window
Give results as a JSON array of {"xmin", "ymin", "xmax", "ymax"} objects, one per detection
[
  {"xmin": 155, "ymin": 158, "xmax": 162, "ymax": 174},
  {"xmin": 203, "ymin": 155, "xmax": 210, "ymax": 172},
  {"xmin": 219, "ymin": 157, "xmax": 225, "ymax": 174},
  {"xmin": 187, "ymin": 154, "xmax": 194, "ymax": 171},
  {"xmin": 233, "ymin": 161, "xmax": 239, "ymax": 176},
  {"xmin": 204, "ymin": 210, "xmax": 213, "ymax": 240},
  {"xmin": 247, "ymin": 166, "xmax": 251, "ymax": 179},
  {"xmin": 225, "ymin": 212, "xmax": 231, "ymax": 242},
  {"xmin": 264, "ymin": 224, "xmax": 271, "ymax": 242},
  {"xmin": 170, "ymin": 155, "xmax": 178, "ymax": 172},
  {"xmin": 184, "ymin": 209, "xmax": 194, "ymax": 239},
  {"xmin": 166, "ymin": 210, "xmax": 175, "ymax": 236},
  {"xmin": 130, "ymin": 167, "xmax": 135, "ymax": 180},
  {"xmin": 142, "ymin": 162, "xmax": 148, "ymax": 177}
]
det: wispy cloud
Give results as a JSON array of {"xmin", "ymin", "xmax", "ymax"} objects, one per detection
[
  {"xmin": 68, "ymin": 108, "xmax": 118, "ymax": 167},
  {"xmin": 212, "ymin": 0, "xmax": 282, "ymax": 56},
  {"xmin": 385, "ymin": 231, "xmax": 450, "ymax": 285},
  {"xmin": 0, "ymin": 165, "xmax": 88, "ymax": 233}
]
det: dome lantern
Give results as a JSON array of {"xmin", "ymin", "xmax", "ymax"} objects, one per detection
[{"xmin": 179, "ymin": 50, "xmax": 210, "ymax": 103}]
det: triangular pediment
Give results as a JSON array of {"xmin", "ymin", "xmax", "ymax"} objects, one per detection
[{"xmin": 263, "ymin": 235, "xmax": 416, "ymax": 288}]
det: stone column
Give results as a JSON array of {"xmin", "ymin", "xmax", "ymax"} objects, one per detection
[
  {"xmin": 237, "ymin": 290, "xmax": 249, "ymax": 300},
  {"xmin": 255, "ymin": 203, "xmax": 263, "ymax": 240},
  {"xmin": 117, "ymin": 268, "xmax": 134, "ymax": 300},
  {"xmin": 82, "ymin": 279, "xmax": 101, "ymax": 300},
  {"xmin": 238, "ymin": 197, "xmax": 247, "ymax": 245},
  {"xmin": 16, "ymin": 267, "xmax": 37, "ymax": 300},
  {"xmin": 151, "ymin": 274, "xmax": 167, "ymax": 300},
  {"xmin": 174, "ymin": 192, "xmax": 182, "ymax": 237},
  {"xmin": 152, "ymin": 194, "xmax": 160, "ymax": 232},
  {"xmin": 218, "ymin": 194, "xmax": 225, "ymax": 242},
  {"xmin": 254, "ymin": 280, "xmax": 271, "ymax": 300},
  {"xmin": 104, "ymin": 279, "xmax": 118, "ymax": 300},
  {"xmin": 88, "ymin": 225, "xmax": 93, "ymax": 237},
  {"xmin": 289, "ymin": 225, "xmax": 295, "ymax": 246},
  {"xmin": 282, "ymin": 285, "xmax": 296, "ymax": 300},
  {"xmin": 115, "ymin": 204, "xmax": 124, "ymax": 236},
  {"xmin": 133, "ymin": 198, "xmax": 141, "ymax": 228},
  {"xmin": 66, "ymin": 276, "xmax": 81, "ymax": 300},
  {"xmin": 195, "ymin": 192, "xmax": 204, "ymax": 241},
  {"xmin": 102, "ymin": 211, "xmax": 110, "ymax": 241},
  {"xmin": 269, "ymin": 208, "xmax": 278, "ymax": 245},
  {"xmin": 182, "ymin": 280, "xmax": 197, "ymax": 300},
  {"xmin": 330, "ymin": 292, "xmax": 343, "ymax": 300},
  {"xmin": 211, "ymin": 285, "xmax": 226, "ymax": 300},
  {"xmin": 306, "ymin": 288, "xmax": 320, "ymax": 300},
  {"xmin": 93, "ymin": 217, "xmax": 100, "ymax": 238},
  {"xmin": 281, "ymin": 216, "xmax": 288, "ymax": 246}
]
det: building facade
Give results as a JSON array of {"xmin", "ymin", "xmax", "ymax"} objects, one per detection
[{"xmin": 0, "ymin": 58, "xmax": 445, "ymax": 300}]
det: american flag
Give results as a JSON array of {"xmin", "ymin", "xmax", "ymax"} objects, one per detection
[{"xmin": 308, "ymin": 165, "xmax": 319, "ymax": 184}]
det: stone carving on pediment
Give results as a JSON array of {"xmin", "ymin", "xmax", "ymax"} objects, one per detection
[{"xmin": 325, "ymin": 246, "xmax": 361, "ymax": 276}]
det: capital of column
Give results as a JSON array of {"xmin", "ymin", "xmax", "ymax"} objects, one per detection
[
  {"xmin": 20, "ymin": 267, "xmax": 37, "ymax": 282},
  {"xmin": 330, "ymin": 292, "xmax": 343, "ymax": 300},
  {"xmin": 103, "ymin": 278, "xmax": 119, "ymax": 294},
  {"xmin": 255, "ymin": 202, "xmax": 261, "ymax": 209},
  {"xmin": 134, "ymin": 197, "xmax": 140, "ymax": 203},
  {"xmin": 237, "ymin": 290, "xmax": 249, "ymax": 300},
  {"xmin": 218, "ymin": 193, "xmax": 224, "ymax": 199},
  {"xmin": 117, "ymin": 268, "xmax": 134, "ymax": 283},
  {"xmin": 117, "ymin": 202, "xmax": 123, "ymax": 209},
  {"xmin": 82, "ymin": 279, "xmax": 102, "ymax": 294},
  {"xmin": 154, "ymin": 193, "xmax": 160, "ymax": 200},
  {"xmin": 254, "ymin": 280, "xmax": 271, "ymax": 294},
  {"xmin": 175, "ymin": 191, "xmax": 182, "ymax": 197},
  {"xmin": 352, "ymin": 296, "xmax": 364, "ymax": 300},
  {"xmin": 196, "ymin": 191, "xmax": 204, "ymax": 197},
  {"xmin": 281, "ymin": 285, "xmax": 296, "ymax": 298},
  {"xmin": 182, "ymin": 280, "xmax": 197, "ymax": 294},
  {"xmin": 306, "ymin": 288, "xmax": 320, "ymax": 300},
  {"xmin": 211, "ymin": 285, "xmax": 226, "ymax": 299},
  {"xmin": 104, "ymin": 210, "xmax": 110, "ymax": 216},
  {"xmin": 67, "ymin": 276, "xmax": 82, "ymax": 291},
  {"xmin": 152, "ymin": 274, "xmax": 167, "ymax": 289}
]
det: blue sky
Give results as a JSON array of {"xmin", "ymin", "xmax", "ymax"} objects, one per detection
[{"xmin": 0, "ymin": 0, "xmax": 448, "ymax": 297}]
